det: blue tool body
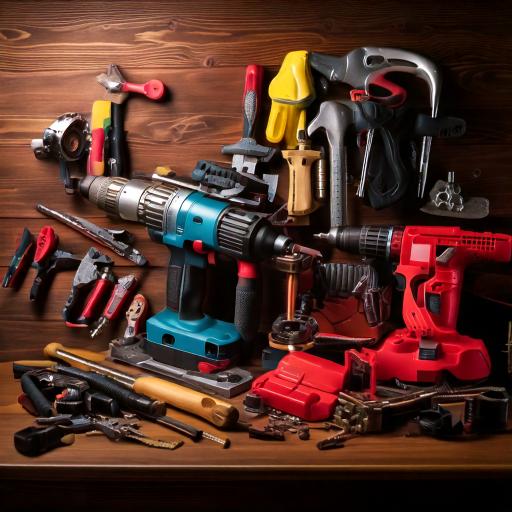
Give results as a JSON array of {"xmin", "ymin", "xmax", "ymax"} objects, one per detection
[{"xmin": 145, "ymin": 191, "xmax": 241, "ymax": 369}]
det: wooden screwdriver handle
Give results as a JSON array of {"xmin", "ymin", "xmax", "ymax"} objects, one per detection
[
  {"xmin": 43, "ymin": 342, "xmax": 239, "ymax": 429},
  {"xmin": 132, "ymin": 377, "xmax": 239, "ymax": 429}
]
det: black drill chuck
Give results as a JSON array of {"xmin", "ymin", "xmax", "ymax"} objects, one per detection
[{"xmin": 315, "ymin": 225, "xmax": 398, "ymax": 260}]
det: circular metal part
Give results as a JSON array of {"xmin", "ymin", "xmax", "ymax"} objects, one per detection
[
  {"xmin": 42, "ymin": 113, "xmax": 89, "ymax": 162},
  {"xmin": 269, "ymin": 313, "xmax": 318, "ymax": 351},
  {"xmin": 272, "ymin": 253, "xmax": 313, "ymax": 274}
]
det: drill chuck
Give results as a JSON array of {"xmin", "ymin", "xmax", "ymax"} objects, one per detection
[
  {"xmin": 315, "ymin": 225, "xmax": 402, "ymax": 261},
  {"xmin": 80, "ymin": 175, "xmax": 179, "ymax": 232}
]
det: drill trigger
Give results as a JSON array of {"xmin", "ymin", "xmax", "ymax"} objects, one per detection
[{"xmin": 192, "ymin": 240, "xmax": 216, "ymax": 265}]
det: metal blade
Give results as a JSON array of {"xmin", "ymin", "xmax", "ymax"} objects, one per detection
[{"xmin": 231, "ymin": 154, "xmax": 258, "ymax": 174}]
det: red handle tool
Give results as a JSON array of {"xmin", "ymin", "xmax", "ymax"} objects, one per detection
[
  {"xmin": 121, "ymin": 79, "xmax": 165, "ymax": 101},
  {"xmin": 242, "ymin": 64, "xmax": 264, "ymax": 138},
  {"xmin": 66, "ymin": 267, "xmax": 115, "ymax": 328},
  {"xmin": 90, "ymin": 274, "xmax": 138, "ymax": 338},
  {"xmin": 34, "ymin": 226, "xmax": 58, "ymax": 265}
]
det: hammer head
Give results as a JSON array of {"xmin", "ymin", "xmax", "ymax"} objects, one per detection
[
  {"xmin": 96, "ymin": 64, "xmax": 128, "ymax": 104},
  {"xmin": 310, "ymin": 52, "xmax": 349, "ymax": 83},
  {"xmin": 311, "ymin": 48, "xmax": 441, "ymax": 116},
  {"xmin": 307, "ymin": 100, "xmax": 352, "ymax": 146}
]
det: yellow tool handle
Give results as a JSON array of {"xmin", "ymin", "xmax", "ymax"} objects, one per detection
[
  {"xmin": 43, "ymin": 343, "xmax": 239, "ymax": 429},
  {"xmin": 132, "ymin": 376, "xmax": 239, "ymax": 429}
]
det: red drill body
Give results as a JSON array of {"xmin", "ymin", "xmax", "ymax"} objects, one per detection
[{"xmin": 320, "ymin": 225, "xmax": 512, "ymax": 382}]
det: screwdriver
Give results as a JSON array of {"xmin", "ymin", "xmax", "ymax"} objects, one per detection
[
  {"xmin": 90, "ymin": 274, "xmax": 137, "ymax": 338},
  {"xmin": 137, "ymin": 412, "xmax": 231, "ymax": 448}
]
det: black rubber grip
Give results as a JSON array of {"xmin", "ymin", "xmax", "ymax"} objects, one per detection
[
  {"xmin": 234, "ymin": 277, "xmax": 259, "ymax": 349},
  {"xmin": 12, "ymin": 362, "xmax": 50, "ymax": 379},
  {"xmin": 137, "ymin": 411, "xmax": 202, "ymax": 442},
  {"xmin": 59, "ymin": 160, "xmax": 76, "ymax": 193},
  {"xmin": 109, "ymin": 102, "xmax": 125, "ymax": 177},
  {"xmin": 191, "ymin": 160, "xmax": 237, "ymax": 187},
  {"xmin": 167, "ymin": 248, "xmax": 205, "ymax": 320},
  {"xmin": 414, "ymin": 114, "xmax": 466, "ymax": 138},
  {"xmin": 321, "ymin": 263, "xmax": 378, "ymax": 297},
  {"xmin": 29, "ymin": 272, "xmax": 45, "ymax": 302},
  {"xmin": 367, "ymin": 124, "xmax": 409, "ymax": 209},
  {"xmin": 14, "ymin": 425, "xmax": 74, "ymax": 456},
  {"xmin": 55, "ymin": 365, "xmax": 166, "ymax": 416},
  {"xmin": 20, "ymin": 373, "xmax": 53, "ymax": 418}
]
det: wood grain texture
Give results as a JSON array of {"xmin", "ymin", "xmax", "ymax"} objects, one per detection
[
  {"xmin": 0, "ymin": 0, "xmax": 512, "ymax": 489},
  {"xmin": 0, "ymin": 0, "xmax": 510, "ymax": 355}
]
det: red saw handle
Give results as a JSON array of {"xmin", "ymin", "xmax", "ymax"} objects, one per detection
[{"xmin": 121, "ymin": 79, "xmax": 165, "ymax": 100}]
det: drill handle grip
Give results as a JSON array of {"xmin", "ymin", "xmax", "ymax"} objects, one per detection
[
  {"xmin": 234, "ymin": 262, "xmax": 260, "ymax": 351},
  {"xmin": 167, "ymin": 247, "xmax": 206, "ymax": 321}
]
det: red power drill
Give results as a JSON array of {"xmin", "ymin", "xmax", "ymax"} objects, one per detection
[{"xmin": 316, "ymin": 225, "xmax": 512, "ymax": 383}]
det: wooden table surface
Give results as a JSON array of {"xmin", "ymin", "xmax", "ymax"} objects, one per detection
[
  {"xmin": 1, "ymin": 0, "xmax": 512, "ymax": 503},
  {"xmin": 1, "ymin": 360, "xmax": 511, "ymax": 480}
]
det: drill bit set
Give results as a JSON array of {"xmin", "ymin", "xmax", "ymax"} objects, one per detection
[{"xmin": 7, "ymin": 47, "xmax": 511, "ymax": 456}]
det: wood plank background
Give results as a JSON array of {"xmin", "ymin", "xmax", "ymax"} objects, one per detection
[{"xmin": 0, "ymin": 0, "xmax": 511, "ymax": 361}]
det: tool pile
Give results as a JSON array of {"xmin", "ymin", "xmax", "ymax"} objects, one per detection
[{"xmin": 5, "ymin": 49, "xmax": 511, "ymax": 456}]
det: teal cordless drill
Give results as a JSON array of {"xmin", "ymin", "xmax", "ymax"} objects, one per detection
[{"xmin": 80, "ymin": 175, "xmax": 316, "ymax": 370}]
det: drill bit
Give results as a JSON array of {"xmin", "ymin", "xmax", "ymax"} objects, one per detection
[{"xmin": 201, "ymin": 431, "xmax": 231, "ymax": 448}]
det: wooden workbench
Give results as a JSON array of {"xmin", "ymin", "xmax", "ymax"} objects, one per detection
[
  {"xmin": 1, "ymin": 0, "xmax": 512, "ymax": 509},
  {"xmin": 1, "ymin": 360, "xmax": 511, "ymax": 509}
]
